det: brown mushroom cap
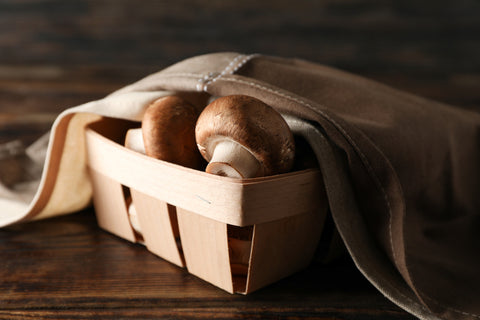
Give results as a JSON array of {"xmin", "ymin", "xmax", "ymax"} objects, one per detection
[
  {"xmin": 195, "ymin": 95, "xmax": 295, "ymax": 176},
  {"xmin": 142, "ymin": 95, "xmax": 203, "ymax": 169}
]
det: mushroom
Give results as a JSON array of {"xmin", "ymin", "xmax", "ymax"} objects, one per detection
[
  {"xmin": 123, "ymin": 129, "xmax": 146, "ymax": 237},
  {"xmin": 142, "ymin": 95, "xmax": 203, "ymax": 169},
  {"xmin": 195, "ymin": 95, "xmax": 295, "ymax": 178},
  {"xmin": 125, "ymin": 196, "xmax": 142, "ymax": 238},
  {"xmin": 123, "ymin": 95, "xmax": 203, "ymax": 237},
  {"xmin": 124, "ymin": 128, "xmax": 146, "ymax": 154}
]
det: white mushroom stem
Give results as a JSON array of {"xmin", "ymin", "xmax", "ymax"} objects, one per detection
[
  {"xmin": 127, "ymin": 201, "xmax": 142, "ymax": 236},
  {"xmin": 124, "ymin": 128, "xmax": 146, "ymax": 154},
  {"xmin": 205, "ymin": 139, "xmax": 261, "ymax": 178},
  {"xmin": 124, "ymin": 128, "xmax": 145, "ymax": 237}
]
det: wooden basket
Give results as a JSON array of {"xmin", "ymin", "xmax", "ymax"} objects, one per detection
[{"xmin": 84, "ymin": 117, "xmax": 328, "ymax": 294}]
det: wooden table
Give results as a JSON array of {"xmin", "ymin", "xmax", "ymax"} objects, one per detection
[
  {"xmin": 0, "ymin": 210, "xmax": 416, "ymax": 319},
  {"xmin": 0, "ymin": 1, "xmax": 478, "ymax": 319}
]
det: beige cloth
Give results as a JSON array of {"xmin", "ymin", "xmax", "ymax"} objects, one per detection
[{"xmin": 1, "ymin": 52, "xmax": 479, "ymax": 320}]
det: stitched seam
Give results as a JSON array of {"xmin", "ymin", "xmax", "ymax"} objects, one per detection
[
  {"xmin": 219, "ymin": 76, "xmax": 400, "ymax": 265},
  {"xmin": 293, "ymin": 117, "xmax": 432, "ymax": 317},
  {"xmin": 198, "ymin": 54, "xmax": 259, "ymax": 92},
  {"xmin": 210, "ymin": 54, "xmax": 245, "ymax": 82},
  {"xmin": 153, "ymin": 72, "xmax": 466, "ymax": 319},
  {"xmin": 139, "ymin": 70, "xmax": 455, "ymax": 319},
  {"xmin": 227, "ymin": 54, "xmax": 259, "ymax": 76},
  {"xmin": 223, "ymin": 76, "xmax": 480, "ymax": 319},
  {"xmin": 194, "ymin": 54, "xmax": 244, "ymax": 91}
]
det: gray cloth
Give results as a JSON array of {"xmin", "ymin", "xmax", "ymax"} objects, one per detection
[{"xmin": 1, "ymin": 52, "xmax": 479, "ymax": 320}]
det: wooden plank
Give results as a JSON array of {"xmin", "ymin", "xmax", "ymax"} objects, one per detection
[
  {"xmin": 88, "ymin": 168, "xmax": 136, "ymax": 243},
  {"xmin": 176, "ymin": 207, "xmax": 233, "ymax": 293},
  {"xmin": 130, "ymin": 189, "xmax": 185, "ymax": 267},
  {"xmin": 246, "ymin": 209, "xmax": 327, "ymax": 294},
  {"xmin": 85, "ymin": 121, "xmax": 323, "ymax": 227},
  {"xmin": 0, "ymin": 209, "xmax": 415, "ymax": 319},
  {"xmin": 1, "ymin": 0, "xmax": 476, "ymax": 318}
]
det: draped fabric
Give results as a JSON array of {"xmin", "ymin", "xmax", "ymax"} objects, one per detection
[{"xmin": 1, "ymin": 53, "xmax": 479, "ymax": 320}]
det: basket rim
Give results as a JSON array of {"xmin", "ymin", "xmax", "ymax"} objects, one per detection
[{"xmin": 85, "ymin": 117, "xmax": 324, "ymax": 226}]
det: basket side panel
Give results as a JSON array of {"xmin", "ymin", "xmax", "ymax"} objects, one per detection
[
  {"xmin": 246, "ymin": 209, "xmax": 326, "ymax": 294},
  {"xmin": 86, "ymin": 124, "xmax": 324, "ymax": 227},
  {"xmin": 176, "ymin": 208, "xmax": 233, "ymax": 293},
  {"xmin": 130, "ymin": 189, "xmax": 185, "ymax": 267},
  {"xmin": 89, "ymin": 168, "xmax": 137, "ymax": 242}
]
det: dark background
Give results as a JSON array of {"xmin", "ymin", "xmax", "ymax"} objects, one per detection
[
  {"xmin": 1, "ymin": 0, "xmax": 479, "ymax": 143},
  {"xmin": 0, "ymin": 1, "xmax": 479, "ymax": 319}
]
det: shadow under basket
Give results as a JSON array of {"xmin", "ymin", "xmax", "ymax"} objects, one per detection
[{"xmin": 85, "ymin": 117, "xmax": 328, "ymax": 294}]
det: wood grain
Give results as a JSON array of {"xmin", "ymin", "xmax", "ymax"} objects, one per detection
[
  {"xmin": 0, "ymin": 210, "xmax": 416, "ymax": 319},
  {"xmin": 0, "ymin": 0, "xmax": 478, "ymax": 318},
  {"xmin": 130, "ymin": 189, "xmax": 185, "ymax": 267},
  {"xmin": 0, "ymin": 0, "xmax": 478, "ymax": 116},
  {"xmin": 85, "ymin": 119, "xmax": 323, "ymax": 227}
]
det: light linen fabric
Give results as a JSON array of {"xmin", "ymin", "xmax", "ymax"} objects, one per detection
[{"xmin": 1, "ymin": 52, "xmax": 479, "ymax": 320}]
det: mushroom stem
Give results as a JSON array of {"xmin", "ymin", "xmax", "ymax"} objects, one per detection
[
  {"xmin": 127, "ymin": 200, "xmax": 142, "ymax": 235},
  {"xmin": 125, "ymin": 128, "xmax": 146, "ymax": 154},
  {"xmin": 206, "ymin": 139, "xmax": 261, "ymax": 178}
]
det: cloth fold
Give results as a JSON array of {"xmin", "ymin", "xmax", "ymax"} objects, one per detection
[{"xmin": 1, "ymin": 52, "xmax": 478, "ymax": 320}]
